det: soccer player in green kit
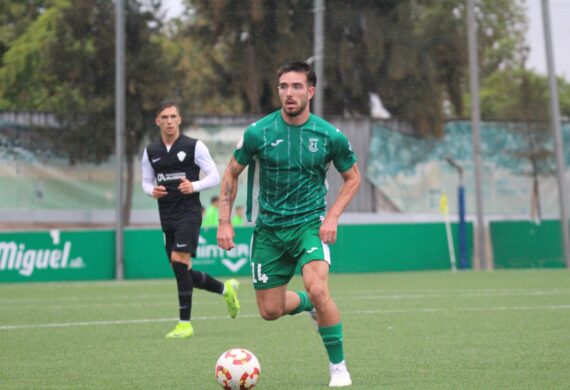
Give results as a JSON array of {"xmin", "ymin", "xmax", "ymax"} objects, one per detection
[{"xmin": 217, "ymin": 62, "xmax": 361, "ymax": 387}]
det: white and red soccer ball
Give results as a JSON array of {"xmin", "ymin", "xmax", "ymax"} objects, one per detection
[{"xmin": 215, "ymin": 348, "xmax": 261, "ymax": 390}]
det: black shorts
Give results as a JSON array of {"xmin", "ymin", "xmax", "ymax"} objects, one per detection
[{"xmin": 163, "ymin": 221, "xmax": 201, "ymax": 259}]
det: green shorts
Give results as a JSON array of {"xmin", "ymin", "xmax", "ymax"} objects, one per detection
[{"xmin": 250, "ymin": 219, "xmax": 331, "ymax": 290}]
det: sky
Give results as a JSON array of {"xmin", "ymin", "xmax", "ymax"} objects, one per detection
[
  {"xmin": 525, "ymin": 0, "xmax": 570, "ymax": 78},
  {"xmin": 160, "ymin": 0, "xmax": 570, "ymax": 79}
]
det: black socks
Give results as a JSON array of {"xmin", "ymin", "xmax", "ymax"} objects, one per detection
[
  {"xmin": 190, "ymin": 269, "xmax": 224, "ymax": 294},
  {"xmin": 172, "ymin": 261, "xmax": 193, "ymax": 321}
]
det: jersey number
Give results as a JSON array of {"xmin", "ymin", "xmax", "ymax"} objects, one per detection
[{"xmin": 251, "ymin": 263, "xmax": 268, "ymax": 284}]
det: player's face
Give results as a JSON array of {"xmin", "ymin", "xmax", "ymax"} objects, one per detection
[
  {"xmin": 156, "ymin": 106, "xmax": 181, "ymax": 138},
  {"xmin": 278, "ymin": 72, "xmax": 315, "ymax": 118}
]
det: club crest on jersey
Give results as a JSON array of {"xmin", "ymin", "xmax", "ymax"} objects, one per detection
[
  {"xmin": 177, "ymin": 151, "xmax": 186, "ymax": 161},
  {"xmin": 309, "ymin": 138, "xmax": 319, "ymax": 152}
]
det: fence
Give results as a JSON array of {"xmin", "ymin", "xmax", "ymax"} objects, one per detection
[{"xmin": 1, "ymin": 220, "xmax": 566, "ymax": 283}]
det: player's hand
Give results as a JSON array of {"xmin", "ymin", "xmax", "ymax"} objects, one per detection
[
  {"xmin": 178, "ymin": 177, "xmax": 194, "ymax": 194},
  {"xmin": 152, "ymin": 185, "xmax": 167, "ymax": 199},
  {"xmin": 217, "ymin": 221, "xmax": 236, "ymax": 250},
  {"xmin": 319, "ymin": 216, "xmax": 338, "ymax": 244}
]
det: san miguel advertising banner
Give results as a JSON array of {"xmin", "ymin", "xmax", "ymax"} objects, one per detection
[
  {"xmin": 0, "ymin": 226, "xmax": 254, "ymax": 283},
  {"xmin": 0, "ymin": 229, "xmax": 115, "ymax": 283},
  {"xmin": 1, "ymin": 223, "xmax": 479, "ymax": 283},
  {"xmin": 124, "ymin": 226, "xmax": 254, "ymax": 279}
]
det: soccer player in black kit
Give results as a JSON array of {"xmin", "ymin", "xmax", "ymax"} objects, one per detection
[{"xmin": 142, "ymin": 101, "xmax": 240, "ymax": 338}]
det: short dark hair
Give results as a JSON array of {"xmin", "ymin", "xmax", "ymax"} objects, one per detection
[
  {"xmin": 211, "ymin": 196, "xmax": 220, "ymax": 203},
  {"xmin": 156, "ymin": 101, "xmax": 180, "ymax": 117},
  {"xmin": 277, "ymin": 62, "xmax": 317, "ymax": 87}
]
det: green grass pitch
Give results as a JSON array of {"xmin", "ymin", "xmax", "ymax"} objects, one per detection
[{"xmin": 1, "ymin": 270, "xmax": 569, "ymax": 389}]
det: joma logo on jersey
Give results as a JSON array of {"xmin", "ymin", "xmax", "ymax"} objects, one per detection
[{"xmin": 309, "ymin": 138, "xmax": 319, "ymax": 152}]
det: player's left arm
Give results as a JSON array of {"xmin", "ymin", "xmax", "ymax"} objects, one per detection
[
  {"xmin": 179, "ymin": 140, "xmax": 221, "ymax": 194},
  {"xmin": 320, "ymin": 163, "xmax": 361, "ymax": 244}
]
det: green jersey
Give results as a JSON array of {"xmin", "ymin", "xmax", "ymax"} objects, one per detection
[{"xmin": 234, "ymin": 110, "xmax": 357, "ymax": 227}]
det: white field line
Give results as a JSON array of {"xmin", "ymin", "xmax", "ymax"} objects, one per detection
[
  {"xmin": 341, "ymin": 290, "xmax": 570, "ymax": 300},
  {"xmin": 0, "ymin": 294, "xmax": 175, "ymax": 305},
  {"xmin": 1, "ymin": 305, "xmax": 569, "ymax": 331},
  {"xmin": 1, "ymin": 290, "xmax": 569, "ymax": 312},
  {"xmin": 1, "ymin": 288, "xmax": 569, "ymax": 306},
  {"xmin": 0, "ymin": 298, "xmax": 235, "ymax": 310},
  {"xmin": 339, "ymin": 288, "xmax": 570, "ymax": 295}
]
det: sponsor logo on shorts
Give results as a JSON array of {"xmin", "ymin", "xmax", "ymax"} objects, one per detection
[{"xmin": 306, "ymin": 247, "xmax": 318, "ymax": 254}]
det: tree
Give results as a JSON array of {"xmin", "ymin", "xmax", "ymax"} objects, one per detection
[
  {"xmin": 177, "ymin": 0, "xmax": 314, "ymax": 114},
  {"xmin": 0, "ymin": 0, "xmax": 178, "ymax": 224},
  {"xmin": 0, "ymin": 0, "xmax": 46, "ymax": 67},
  {"xmin": 172, "ymin": 0, "xmax": 527, "ymax": 137}
]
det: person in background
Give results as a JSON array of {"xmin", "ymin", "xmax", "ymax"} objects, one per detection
[
  {"xmin": 202, "ymin": 196, "xmax": 220, "ymax": 228},
  {"xmin": 231, "ymin": 205, "xmax": 245, "ymax": 226},
  {"xmin": 141, "ymin": 101, "xmax": 240, "ymax": 339}
]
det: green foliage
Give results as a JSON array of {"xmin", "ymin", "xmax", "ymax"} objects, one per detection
[
  {"xmin": 0, "ymin": 1, "xmax": 534, "ymax": 138},
  {"xmin": 177, "ymin": 0, "xmax": 314, "ymax": 114},
  {"xmin": 0, "ymin": 0, "xmax": 180, "ymax": 224},
  {"xmin": 480, "ymin": 68, "xmax": 550, "ymax": 121},
  {"xmin": 171, "ymin": 0, "xmax": 527, "ymax": 137},
  {"xmin": 1, "ymin": 0, "xmax": 559, "ymax": 140},
  {"xmin": 476, "ymin": 0, "xmax": 528, "ymax": 76},
  {"xmin": 558, "ymin": 77, "xmax": 570, "ymax": 119},
  {"xmin": 0, "ymin": 0, "xmax": 69, "ymax": 109},
  {"xmin": 0, "ymin": 0, "xmax": 177, "ymax": 164},
  {"xmin": 471, "ymin": 64, "xmax": 570, "ymax": 123},
  {"xmin": 0, "ymin": 0, "xmax": 47, "ymax": 65}
]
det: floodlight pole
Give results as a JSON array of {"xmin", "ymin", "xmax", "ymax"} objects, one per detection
[
  {"xmin": 466, "ymin": 0, "xmax": 487, "ymax": 269},
  {"xmin": 115, "ymin": 0, "xmax": 125, "ymax": 280},
  {"xmin": 313, "ymin": 0, "xmax": 325, "ymax": 116},
  {"xmin": 541, "ymin": 0, "xmax": 570, "ymax": 266}
]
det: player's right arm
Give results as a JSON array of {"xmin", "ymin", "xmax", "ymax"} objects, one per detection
[
  {"xmin": 217, "ymin": 156, "xmax": 246, "ymax": 250},
  {"xmin": 141, "ymin": 147, "xmax": 167, "ymax": 199}
]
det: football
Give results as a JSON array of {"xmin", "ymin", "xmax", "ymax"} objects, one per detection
[{"xmin": 215, "ymin": 348, "xmax": 261, "ymax": 390}]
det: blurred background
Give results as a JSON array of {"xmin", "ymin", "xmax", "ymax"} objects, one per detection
[{"xmin": 1, "ymin": 0, "xmax": 569, "ymax": 277}]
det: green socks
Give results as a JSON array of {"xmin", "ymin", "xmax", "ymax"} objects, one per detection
[
  {"xmin": 288, "ymin": 292, "xmax": 345, "ymax": 364},
  {"xmin": 318, "ymin": 323, "xmax": 345, "ymax": 364},
  {"xmin": 289, "ymin": 290, "xmax": 314, "ymax": 315}
]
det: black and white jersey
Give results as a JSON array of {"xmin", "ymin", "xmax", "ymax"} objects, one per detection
[{"xmin": 141, "ymin": 134, "xmax": 219, "ymax": 229}]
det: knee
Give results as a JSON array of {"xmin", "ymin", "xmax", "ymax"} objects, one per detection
[
  {"xmin": 258, "ymin": 306, "xmax": 284, "ymax": 321},
  {"xmin": 307, "ymin": 285, "xmax": 329, "ymax": 307},
  {"xmin": 170, "ymin": 252, "xmax": 190, "ymax": 266}
]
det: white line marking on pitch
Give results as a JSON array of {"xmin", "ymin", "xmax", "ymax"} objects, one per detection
[
  {"xmin": 1, "ymin": 305, "xmax": 569, "ymax": 331},
  {"xmin": 0, "ymin": 313, "xmax": 261, "ymax": 331},
  {"xmin": 2, "ymin": 289, "xmax": 568, "ymax": 307}
]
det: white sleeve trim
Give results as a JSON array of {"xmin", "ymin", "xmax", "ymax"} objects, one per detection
[
  {"xmin": 141, "ymin": 148, "xmax": 155, "ymax": 196},
  {"xmin": 192, "ymin": 140, "xmax": 220, "ymax": 192}
]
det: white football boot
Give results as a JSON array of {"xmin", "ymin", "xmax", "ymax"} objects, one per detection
[{"xmin": 329, "ymin": 360, "xmax": 352, "ymax": 387}]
